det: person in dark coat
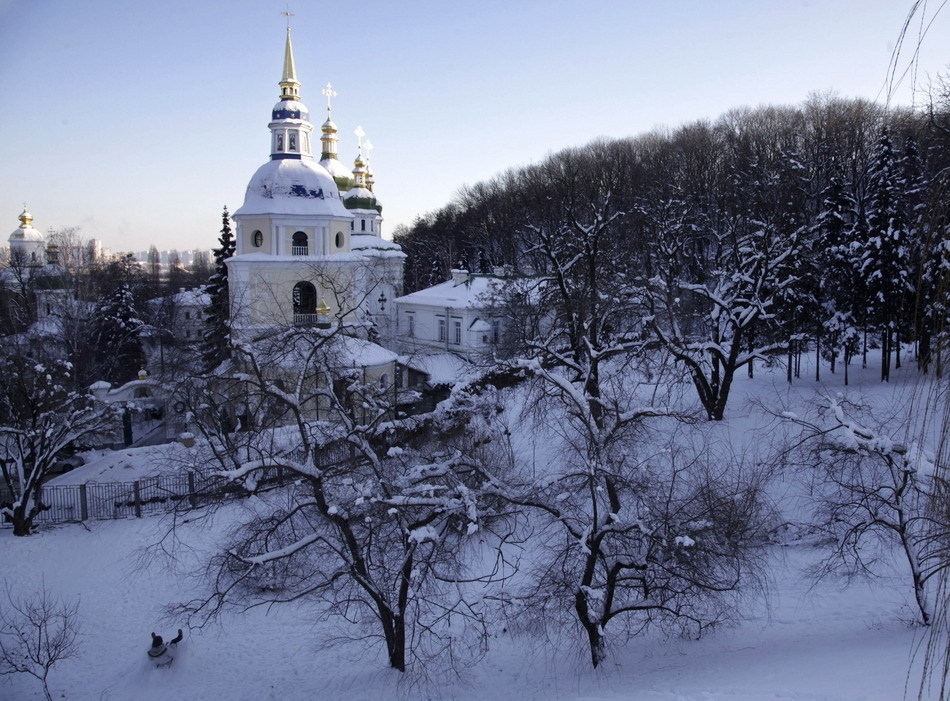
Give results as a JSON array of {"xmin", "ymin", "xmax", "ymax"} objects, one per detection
[{"xmin": 148, "ymin": 629, "xmax": 184, "ymax": 665}]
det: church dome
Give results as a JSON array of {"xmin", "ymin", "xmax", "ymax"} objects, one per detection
[
  {"xmin": 7, "ymin": 207, "xmax": 46, "ymax": 268},
  {"xmin": 9, "ymin": 207, "xmax": 43, "ymax": 243},
  {"xmin": 272, "ymin": 99, "xmax": 309, "ymax": 121},
  {"xmin": 321, "ymin": 155, "xmax": 354, "ymax": 182},
  {"xmin": 343, "ymin": 186, "xmax": 381, "ymax": 212},
  {"xmin": 234, "ymin": 158, "xmax": 351, "ymax": 218},
  {"xmin": 34, "ymin": 263, "xmax": 68, "ymax": 289}
]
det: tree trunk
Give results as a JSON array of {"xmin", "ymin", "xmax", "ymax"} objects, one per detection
[
  {"xmin": 11, "ymin": 484, "xmax": 40, "ymax": 536},
  {"xmin": 895, "ymin": 326, "xmax": 902, "ymax": 370},
  {"xmin": 881, "ymin": 327, "xmax": 891, "ymax": 383},
  {"xmin": 747, "ymin": 334, "xmax": 755, "ymax": 379},
  {"xmin": 388, "ymin": 614, "xmax": 407, "ymax": 671},
  {"xmin": 787, "ymin": 342, "xmax": 793, "ymax": 385},
  {"xmin": 12, "ymin": 516, "xmax": 32, "ymax": 536},
  {"xmin": 575, "ymin": 591, "xmax": 607, "ymax": 668},
  {"xmin": 919, "ymin": 324, "xmax": 932, "ymax": 373}
]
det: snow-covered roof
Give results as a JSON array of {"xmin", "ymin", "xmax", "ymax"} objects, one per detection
[
  {"xmin": 147, "ymin": 288, "xmax": 209, "ymax": 308},
  {"xmin": 271, "ymin": 98, "xmax": 309, "ymax": 121},
  {"xmin": 36, "ymin": 263, "xmax": 67, "ymax": 278},
  {"xmin": 344, "ymin": 186, "xmax": 375, "ymax": 201},
  {"xmin": 350, "ymin": 233, "xmax": 403, "ymax": 253},
  {"xmin": 234, "ymin": 158, "xmax": 352, "ymax": 219},
  {"xmin": 395, "ymin": 273, "xmax": 501, "ymax": 309},
  {"xmin": 319, "ymin": 156, "xmax": 353, "ymax": 181},
  {"xmin": 9, "ymin": 208, "xmax": 43, "ymax": 243},
  {"xmin": 398, "ymin": 352, "xmax": 477, "ymax": 385},
  {"xmin": 334, "ymin": 334, "xmax": 398, "ymax": 368},
  {"xmin": 9, "ymin": 224, "xmax": 43, "ymax": 243},
  {"xmin": 237, "ymin": 329, "xmax": 397, "ymax": 371}
]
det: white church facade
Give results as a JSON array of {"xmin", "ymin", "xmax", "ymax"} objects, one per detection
[{"xmin": 227, "ymin": 28, "xmax": 403, "ymax": 341}]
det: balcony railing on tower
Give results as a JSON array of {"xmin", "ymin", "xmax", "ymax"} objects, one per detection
[{"xmin": 293, "ymin": 313, "xmax": 320, "ymax": 326}]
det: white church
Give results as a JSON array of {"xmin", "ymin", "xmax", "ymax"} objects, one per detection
[
  {"xmin": 3, "ymin": 28, "xmax": 509, "ymax": 403},
  {"xmin": 227, "ymin": 27, "xmax": 404, "ymax": 341},
  {"xmin": 224, "ymin": 28, "xmax": 508, "ymax": 388}
]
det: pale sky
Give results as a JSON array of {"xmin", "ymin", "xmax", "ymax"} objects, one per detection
[{"xmin": 1, "ymin": 0, "xmax": 948, "ymax": 254}]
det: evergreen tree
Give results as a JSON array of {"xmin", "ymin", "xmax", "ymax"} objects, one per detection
[
  {"xmin": 91, "ymin": 254, "xmax": 145, "ymax": 384},
  {"xmin": 860, "ymin": 128, "xmax": 911, "ymax": 381},
  {"xmin": 918, "ymin": 229, "xmax": 950, "ymax": 373},
  {"xmin": 201, "ymin": 206, "xmax": 235, "ymax": 373},
  {"xmin": 814, "ymin": 161, "xmax": 860, "ymax": 381}
]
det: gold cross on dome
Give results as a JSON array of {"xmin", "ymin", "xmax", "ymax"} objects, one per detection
[
  {"xmin": 354, "ymin": 125, "xmax": 365, "ymax": 152},
  {"xmin": 322, "ymin": 82, "xmax": 337, "ymax": 112}
]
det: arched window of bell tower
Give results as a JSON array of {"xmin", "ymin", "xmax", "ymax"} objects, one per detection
[
  {"xmin": 292, "ymin": 281, "xmax": 317, "ymax": 325},
  {"xmin": 292, "ymin": 231, "xmax": 309, "ymax": 255}
]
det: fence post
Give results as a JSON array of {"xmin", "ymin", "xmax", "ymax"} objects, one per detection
[
  {"xmin": 133, "ymin": 481, "xmax": 142, "ymax": 518},
  {"xmin": 188, "ymin": 472, "xmax": 197, "ymax": 509},
  {"xmin": 79, "ymin": 484, "xmax": 88, "ymax": 521}
]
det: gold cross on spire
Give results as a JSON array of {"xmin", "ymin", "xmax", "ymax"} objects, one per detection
[
  {"xmin": 322, "ymin": 82, "xmax": 337, "ymax": 113},
  {"xmin": 282, "ymin": 6, "xmax": 294, "ymax": 28}
]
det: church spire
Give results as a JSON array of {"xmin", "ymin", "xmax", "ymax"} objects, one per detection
[
  {"xmin": 279, "ymin": 26, "xmax": 300, "ymax": 102},
  {"xmin": 269, "ymin": 25, "xmax": 313, "ymax": 160},
  {"xmin": 351, "ymin": 126, "xmax": 368, "ymax": 189},
  {"xmin": 320, "ymin": 83, "xmax": 340, "ymax": 162}
]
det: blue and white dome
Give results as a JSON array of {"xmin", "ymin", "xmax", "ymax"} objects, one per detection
[
  {"xmin": 272, "ymin": 99, "xmax": 309, "ymax": 122},
  {"xmin": 236, "ymin": 158, "xmax": 350, "ymax": 217}
]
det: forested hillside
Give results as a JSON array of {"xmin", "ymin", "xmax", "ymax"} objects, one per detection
[{"xmin": 396, "ymin": 94, "xmax": 950, "ymax": 416}]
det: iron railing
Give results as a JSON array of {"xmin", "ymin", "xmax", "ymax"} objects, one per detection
[{"xmin": 0, "ymin": 440, "xmax": 359, "ymax": 528}]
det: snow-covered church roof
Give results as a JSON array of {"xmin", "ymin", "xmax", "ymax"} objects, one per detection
[
  {"xmin": 234, "ymin": 158, "xmax": 352, "ymax": 218},
  {"xmin": 9, "ymin": 207, "xmax": 43, "ymax": 243},
  {"xmin": 350, "ymin": 233, "xmax": 403, "ymax": 255},
  {"xmin": 395, "ymin": 272, "xmax": 501, "ymax": 309}
]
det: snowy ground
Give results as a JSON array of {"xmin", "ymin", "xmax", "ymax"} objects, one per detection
[{"xmin": 2, "ymin": 359, "xmax": 944, "ymax": 700}]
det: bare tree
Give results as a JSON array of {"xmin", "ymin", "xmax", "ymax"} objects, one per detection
[
  {"xmin": 641, "ymin": 181, "xmax": 803, "ymax": 420},
  {"xmin": 784, "ymin": 394, "xmax": 949, "ymax": 626},
  {"xmin": 0, "ymin": 347, "xmax": 117, "ymax": 535},
  {"xmin": 497, "ymin": 361, "xmax": 771, "ymax": 667},
  {"xmin": 165, "ymin": 319, "xmax": 518, "ymax": 673},
  {"xmin": 0, "ymin": 582, "xmax": 82, "ymax": 701}
]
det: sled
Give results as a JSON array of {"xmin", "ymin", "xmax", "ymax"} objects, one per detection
[{"xmin": 147, "ymin": 645, "xmax": 176, "ymax": 667}]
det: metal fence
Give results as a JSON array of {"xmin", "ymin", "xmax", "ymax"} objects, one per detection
[{"xmin": 1, "ymin": 440, "xmax": 360, "ymax": 528}]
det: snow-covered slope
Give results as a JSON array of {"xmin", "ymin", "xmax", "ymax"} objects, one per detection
[{"xmin": 1, "ymin": 359, "xmax": 942, "ymax": 701}]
